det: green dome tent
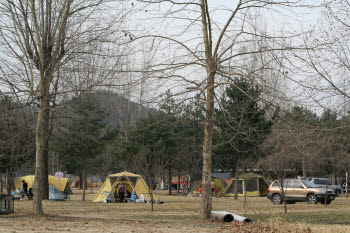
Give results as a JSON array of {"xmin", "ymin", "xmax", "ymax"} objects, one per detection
[{"xmin": 225, "ymin": 173, "xmax": 270, "ymax": 197}]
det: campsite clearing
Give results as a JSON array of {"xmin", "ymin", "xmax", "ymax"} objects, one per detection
[{"xmin": 1, "ymin": 189, "xmax": 350, "ymax": 232}]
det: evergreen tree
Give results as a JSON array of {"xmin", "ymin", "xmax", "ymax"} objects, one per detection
[
  {"xmin": 213, "ymin": 78, "xmax": 272, "ymax": 172},
  {"xmin": 51, "ymin": 95, "xmax": 109, "ymax": 199}
]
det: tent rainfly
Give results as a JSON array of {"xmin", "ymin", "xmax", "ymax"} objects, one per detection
[
  {"xmin": 49, "ymin": 184, "xmax": 64, "ymax": 201},
  {"xmin": 92, "ymin": 171, "xmax": 157, "ymax": 203},
  {"xmin": 225, "ymin": 173, "xmax": 270, "ymax": 197},
  {"xmin": 13, "ymin": 175, "xmax": 73, "ymax": 194}
]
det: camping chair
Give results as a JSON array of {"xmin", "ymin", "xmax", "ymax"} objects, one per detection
[
  {"xmin": 126, "ymin": 192, "xmax": 137, "ymax": 203},
  {"xmin": 63, "ymin": 194, "xmax": 70, "ymax": 201}
]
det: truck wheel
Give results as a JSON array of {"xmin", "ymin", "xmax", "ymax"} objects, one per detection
[
  {"xmin": 307, "ymin": 194, "xmax": 318, "ymax": 204},
  {"xmin": 272, "ymin": 194, "xmax": 283, "ymax": 204}
]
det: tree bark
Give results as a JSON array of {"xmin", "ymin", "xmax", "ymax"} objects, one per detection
[
  {"xmin": 168, "ymin": 168, "xmax": 172, "ymax": 195},
  {"xmin": 302, "ymin": 157, "xmax": 306, "ymax": 177},
  {"xmin": 79, "ymin": 173, "xmax": 83, "ymax": 190},
  {"xmin": 42, "ymin": 98, "xmax": 50, "ymax": 200},
  {"xmin": 5, "ymin": 168, "xmax": 13, "ymax": 195},
  {"xmin": 234, "ymin": 164, "xmax": 240, "ymax": 200},
  {"xmin": 0, "ymin": 172, "xmax": 3, "ymax": 195},
  {"xmin": 200, "ymin": 71, "xmax": 215, "ymax": 219},
  {"xmin": 199, "ymin": 0, "xmax": 217, "ymax": 219},
  {"xmin": 33, "ymin": 83, "xmax": 50, "ymax": 214},
  {"xmin": 82, "ymin": 170, "xmax": 86, "ymax": 201}
]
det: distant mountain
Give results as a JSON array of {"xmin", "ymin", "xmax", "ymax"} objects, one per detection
[{"xmin": 90, "ymin": 91, "xmax": 154, "ymax": 129}]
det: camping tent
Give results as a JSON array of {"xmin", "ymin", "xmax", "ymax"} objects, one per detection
[
  {"xmin": 14, "ymin": 175, "xmax": 73, "ymax": 194},
  {"xmin": 48, "ymin": 176, "xmax": 73, "ymax": 194},
  {"xmin": 192, "ymin": 178, "xmax": 227, "ymax": 194},
  {"xmin": 71, "ymin": 179, "xmax": 103, "ymax": 188},
  {"xmin": 92, "ymin": 171, "xmax": 157, "ymax": 203},
  {"xmin": 49, "ymin": 184, "xmax": 64, "ymax": 201},
  {"xmin": 225, "ymin": 173, "xmax": 270, "ymax": 197}
]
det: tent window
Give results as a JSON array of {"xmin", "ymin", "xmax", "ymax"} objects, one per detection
[
  {"xmin": 229, "ymin": 180, "xmax": 243, "ymax": 194},
  {"xmin": 245, "ymin": 179, "xmax": 257, "ymax": 192},
  {"xmin": 128, "ymin": 177, "xmax": 138, "ymax": 186}
]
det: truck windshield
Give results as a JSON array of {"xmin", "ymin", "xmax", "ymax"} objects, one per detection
[
  {"xmin": 301, "ymin": 180, "xmax": 319, "ymax": 188},
  {"xmin": 314, "ymin": 179, "xmax": 332, "ymax": 185}
]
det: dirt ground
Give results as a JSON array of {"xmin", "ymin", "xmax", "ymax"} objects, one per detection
[{"xmin": 1, "ymin": 189, "xmax": 350, "ymax": 233}]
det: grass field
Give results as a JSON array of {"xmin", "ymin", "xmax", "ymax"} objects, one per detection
[{"xmin": 1, "ymin": 189, "xmax": 350, "ymax": 232}]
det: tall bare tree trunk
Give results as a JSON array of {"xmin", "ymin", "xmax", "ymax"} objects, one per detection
[
  {"xmin": 34, "ymin": 84, "xmax": 50, "ymax": 214},
  {"xmin": 168, "ymin": 168, "xmax": 172, "ymax": 195},
  {"xmin": 42, "ymin": 100, "xmax": 50, "ymax": 200},
  {"xmin": 201, "ymin": 72, "xmax": 215, "ymax": 219},
  {"xmin": 302, "ymin": 157, "xmax": 306, "ymax": 177}
]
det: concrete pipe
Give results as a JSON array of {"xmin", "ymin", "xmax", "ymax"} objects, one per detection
[
  {"xmin": 210, "ymin": 211, "xmax": 234, "ymax": 222},
  {"xmin": 211, "ymin": 211, "xmax": 253, "ymax": 223}
]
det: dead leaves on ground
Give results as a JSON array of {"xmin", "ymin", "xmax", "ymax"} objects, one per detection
[{"xmin": 217, "ymin": 220, "xmax": 312, "ymax": 233}]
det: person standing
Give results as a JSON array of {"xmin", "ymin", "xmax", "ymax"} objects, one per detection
[
  {"xmin": 22, "ymin": 180, "xmax": 28, "ymax": 198},
  {"xmin": 118, "ymin": 183, "xmax": 126, "ymax": 203}
]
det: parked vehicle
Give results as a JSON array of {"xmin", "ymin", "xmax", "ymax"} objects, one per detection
[
  {"xmin": 267, "ymin": 179, "xmax": 335, "ymax": 205},
  {"xmin": 310, "ymin": 178, "xmax": 342, "ymax": 196}
]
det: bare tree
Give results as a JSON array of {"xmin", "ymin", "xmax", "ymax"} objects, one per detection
[
  {"xmin": 132, "ymin": 0, "xmax": 314, "ymax": 219},
  {"xmin": 0, "ymin": 0, "xmax": 132, "ymax": 214}
]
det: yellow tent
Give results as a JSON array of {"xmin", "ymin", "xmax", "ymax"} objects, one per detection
[
  {"xmin": 14, "ymin": 175, "xmax": 73, "ymax": 194},
  {"xmin": 225, "ymin": 173, "xmax": 270, "ymax": 197},
  {"xmin": 92, "ymin": 171, "xmax": 157, "ymax": 203}
]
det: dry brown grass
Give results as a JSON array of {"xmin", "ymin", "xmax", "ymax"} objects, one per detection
[{"xmin": 1, "ymin": 189, "xmax": 350, "ymax": 232}]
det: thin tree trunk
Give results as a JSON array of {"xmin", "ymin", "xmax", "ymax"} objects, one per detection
[
  {"xmin": 243, "ymin": 179, "xmax": 247, "ymax": 212},
  {"xmin": 84, "ymin": 173, "xmax": 88, "ymax": 192},
  {"xmin": 234, "ymin": 163, "xmax": 240, "ymax": 200},
  {"xmin": 34, "ymin": 88, "xmax": 50, "ymax": 214},
  {"xmin": 42, "ymin": 99, "xmax": 50, "ymax": 200},
  {"xmin": 79, "ymin": 173, "xmax": 82, "ymax": 189},
  {"xmin": 5, "ymin": 168, "xmax": 12, "ymax": 195},
  {"xmin": 148, "ymin": 176, "xmax": 154, "ymax": 212},
  {"xmin": 200, "ymin": 72, "xmax": 215, "ymax": 219},
  {"xmin": 177, "ymin": 172, "xmax": 180, "ymax": 193},
  {"xmin": 302, "ymin": 157, "xmax": 306, "ymax": 177},
  {"xmin": 82, "ymin": 170, "xmax": 86, "ymax": 201},
  {"xmin": 0, "ymin": 172, "xmax": 3, "ymax": 195},
  {"xmin": 91, "ymin": 174, "xmax": 93, "ymax": 193},
  {"xmin": 168, "ymin": 168, "xmax": 172, "ymax": 195}
]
